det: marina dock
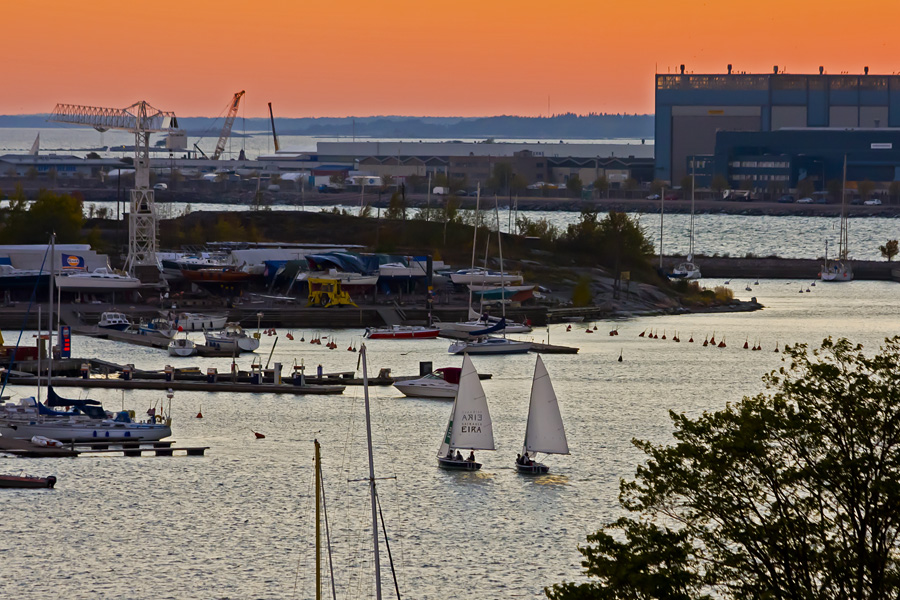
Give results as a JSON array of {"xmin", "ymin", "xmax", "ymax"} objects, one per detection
[
  {"xmin": 3, "ymin": 375, "xmax": 346, "ymax": 395},
  {"xmin": 0, "ymin": 437, "xmax": 207, "ymax": 458}
]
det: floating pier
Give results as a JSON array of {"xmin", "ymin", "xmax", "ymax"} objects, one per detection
[
  {"xmin": 0, "ymin": 437, "xmax": 207, "ymax": 458},
  {"xmin": 4, "ymin": 375, "xmax": 346, "ymax": 395}
]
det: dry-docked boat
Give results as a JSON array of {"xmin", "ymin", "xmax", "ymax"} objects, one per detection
[{"xmin": 55, "ymin": 268, "xmax": 141, "ymax": 291}]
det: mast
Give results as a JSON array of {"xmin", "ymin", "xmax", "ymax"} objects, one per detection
[
  {"xmin": 359, "ymin": 344, "xmax": 383, "ymax": 600},
  {"xmin": 48, "ymin": 233, "xmax": 55, "ymax": 390},
  {"xmin": 315, "ymin": 439, "xmax": 322, "ymax": 600},
  {"xmin": 840, "ymin": 154, "xmax": 849, "ymax": 260},
  {"xmin": 468, "ymin": 185, "xmax": 480, "ymax": 316},
  {"xmin": 495, "ymin": 196, "xmax": 506, "ymax": 321},
  {"xmin": 659, "ymin": 186, "xmax": 665, "ymax": 269},
  {"xmin": 690, "ymin": 161, "xmax": 695, "ymax": 259}
]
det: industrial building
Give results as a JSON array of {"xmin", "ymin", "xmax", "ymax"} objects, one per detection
[{"xmin": 655, "ymin": 66, "xmax": 900, "ymax": 184}]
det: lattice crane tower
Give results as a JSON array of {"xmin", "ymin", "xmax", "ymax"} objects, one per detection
[{"xmin": 49, "ymin": 101, "xmax": 178, "ymax": 278}]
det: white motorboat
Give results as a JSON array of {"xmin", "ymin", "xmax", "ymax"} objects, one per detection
[
  {"xmin": 204, "ymin": 323, "xmax": 260, "ymax": 352},
  {"xmin": 170, "ymin": 312, "xmax": 227, "ymax": 332},
  {"xmin": 167, "ymin": 337, "xmax": 197, "ymax": 357},
  {"xmin": 515, "ymin": 355, "xmax": 569, "ymax": 475},
  {"xmin": 138, "ymin": 317, "xmax": 177, "ymax": 338},
  {"xmin": 437, "ymin": 354, "xmax": 495, "ymax": 470},
  {"xmin": 448, "ymin": 336, "xmax": 532, "ymax": 355},
  {"xmin": 97, "ymin": 311, "xmax": 132, "ymax": 331},
  {"xmin": 449, "ymin": 267, "xmax": 523, "ymax": 286},
  {"xmin": 54, "ymin": 268, "xmax": 141, "ymax": 291},
  {"xmin": 393, "ymin": 367, "xmax": 461, "ymax": 399},
  {"xmin": 0, "ymin": 389, "xmax": 172, "ymax": 443},
  {"xmin": 669, "ymin": 259, "xmax": 702, "ymax": 280}
]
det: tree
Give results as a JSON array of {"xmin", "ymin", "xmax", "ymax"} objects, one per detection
[
  {"xmin": 710, "ymin": 175, "xmax": 729, "ymax": 197},
  {"xmin": 679, "ymin": 175, "xmax": 693, "ymax": 198},
  {"xmin": 85, "ymin": 152, "xmax": 101, "ymax": 160},
  {"xmin": 488, "ymin": 162, "xmax": 514, "ymax": 194},
  {"xmin": 880, "ymin": 239, "xmax": 899, "ymax": 261},
  {"xmin": 797, "ymin": 178, "xmax": 816, "ymax": 200},
  {"xmin": 889, "ymin": 181, "xmax": 900, "ymax": 206},
  {"xmin": 547, "ymin": 336, "xmax": 900, "ymax": 600},
  {"xmin": 384, "ymin": 190, "xmax": 407, "ymax": 220},
  {"xmin": 380, "ymin": 173, "xmax": 395, "ymax": 191},
  {"xmin": 328, "ymin": 172, "xmax": 346, "ymax": 187},
  {"xmin": 858, "ymin": 178, "xmax": 876, "ymax": 201},
  {"xmin": 4, "ymin": 189, "xmax": 83, "ymax": 243},
  {"xmin": 593, "ymin": 175, "xmax": 609, "ymax": 199},
  {"xmin": 649, "ymin": 179, "xmax": 666, "ymax": 195},
  {"xmin": 510, "ymin": 174, "xmax": 528, "ymax": 194},
  {"xmin": 567, "ymin": 174, "xmax": 583, "ymax": 197}
]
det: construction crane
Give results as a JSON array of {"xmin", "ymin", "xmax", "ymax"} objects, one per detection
[
  {"xmin": 212, "ymin": 90, "xmax": 245, "ymax": 160},
  {"xmin": 49, "ymin": 101, "xmax": 178, "ymax": 278}
]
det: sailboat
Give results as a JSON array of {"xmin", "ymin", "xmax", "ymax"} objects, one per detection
[
  {"xmin": 820, "ymin": 154, "xmax": 853, "ymax": 282},
  {"xmin": 437, "ymin": 354, "xmax": 495, "ymax": 470},
  {"xmin": 516, "ymin": 355, "xmax": 569, "ymax": 474},
  {"xmin": 669, "ymin": 163, "xmax": 701, "ymax": 279}
]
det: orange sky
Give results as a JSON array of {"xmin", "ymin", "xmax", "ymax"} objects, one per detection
[{"xmin": 4, "ymin": 0, "xmax": 900, "ymax": 118}]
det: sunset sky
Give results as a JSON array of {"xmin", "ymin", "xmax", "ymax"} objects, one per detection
[{"xmin": 4, "ymin": 0, "xmax": 900, "ymax": 118}]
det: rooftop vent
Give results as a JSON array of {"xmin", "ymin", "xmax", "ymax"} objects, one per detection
[
  {"xmin": 727, "ymin": 64, "xmax": 733, "ymax": 74},
  {"xmin": 819, "ymin": 66, "xmax": 824, "ymax": 75},
  {"xmin": 680, "ymin": 64, "xmax": 685, "ymax": 74},
  {"xmin": 865, "ymin": 66, "xmax": 869, "ymax": 75},
  {"xmin": 773, "ymin": 65, "xmax": 779, "ymax": 74}
]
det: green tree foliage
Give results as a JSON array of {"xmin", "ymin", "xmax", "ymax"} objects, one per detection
[
  {"xmin": 593, "ymin": 175, "xmax": 609, "ymax": 199},
  {"xmin": 571, "ymin": 275, "xmax": 593, "ymax": 306},
  {"xmin": 710, "ymin": 175, "xmax": 729, "ymax": 197},
  {"xmin": 567, "ymin": 174, "xmax": 583, "ymax": 197},
  {"xmin": 880, "ymin": 239, "xmax": 899, "ymax": 261},
  {"xmin": 516, "ymin": 215, "xmax": 559, "ymax": 242},
  {"xmin": 3, "ymin": 189, "xmax": 84, "ymax": 243},
  {"xmin": 385, "ymin": 190, "xmax": 408, "ymax": 220},
  {"xmin": 510, "ymin": 174, "xmax": 529, "ymax": 194},
  {"xmin": 858, "ymin": 178, "xmax": 876, "ymax": 201},
  {"xmin": 212, "ymin": 215, "xmax": 247, "ymax": 241},
  {"xmin": 679, "ymin": 175, "xmax": 693, "ymax": 197},
  {"xmin": 488, "ymin": 162, "xmax": 514, "ymax": 194},
  {"xmin": 561, "ymin": 209, "xmax": 653, "ymax": 272},
  {"xmin": 547, "ymin": 336, "xmax": 900, "ymax": 600},
  {"xmin": 328, "ymin": 172, "xmax": 346, "ymax": 187}
]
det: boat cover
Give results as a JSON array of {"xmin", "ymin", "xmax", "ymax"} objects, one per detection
[{"xmin": 468, "ymin": 318, "xmax": 506, "ymax": 337}]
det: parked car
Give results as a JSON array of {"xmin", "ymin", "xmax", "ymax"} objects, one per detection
[
  {"xmin": 850, "ymin": 197, "xmax": 863, "ymax": 205},
  {"xmin": 777, "ymin": 194, "xmax": 795, "ymax": 203},
  {"xmin": 646, "ymin": 194, "xmax": 660, "ymax": 200},
  {"xmin": 864, "ymin": 198, "xmax": 882, "ymax": 206},
  {"xmin": 814, "ymin": 196, "xmax": 829, "ymax": 204},
  {"xmin": 153, "ymin": 183, "xmax": 168, "ymax": 191},
  {"xmin": 798, "ymin": 197, "xmax": 813, "ymax": 204},
  {"xmin": 664, "ymin": 193, "xmax": 679, "ymax": 201}
]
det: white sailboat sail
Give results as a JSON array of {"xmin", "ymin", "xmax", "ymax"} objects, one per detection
[
  {"xmin": 438, "ymin": 354, "xmax": 494, "ymax": 456},
  {"xmin": 523, "ymin": 355, "xmax": 569, "ymax": 455}
]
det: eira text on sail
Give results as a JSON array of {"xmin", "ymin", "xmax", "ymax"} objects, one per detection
[{"xmin": 460, "ymin": 413, "xmax": 483, "ymax": 434}]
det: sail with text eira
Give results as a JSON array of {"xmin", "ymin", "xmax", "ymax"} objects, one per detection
[{"xmin": 437, "ymin": 353, "xmax": 495, "ymax": 471}]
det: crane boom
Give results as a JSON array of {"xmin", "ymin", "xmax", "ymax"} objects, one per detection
[
  {"xmin": 213, "ymin": 90, "xmax": 245, "ymax": 160},
  {"xmin": 49, "ymin": 100, "xmax": 179, "ymax": 279}
]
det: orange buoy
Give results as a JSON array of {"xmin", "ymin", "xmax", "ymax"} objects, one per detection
[
  {"xmin": 688, "ymin": 335, "xmax": 694, "ymax": 343},
  {"xmin": 709, "ymin": 335, "xmax": 716, "ymax": 345},
  {"xmin": 638, "ymin": 330, "xmax": 646, "ymax": 337},
  {"xmin": 702, "ymin": 338, "xmax": 708, "ymax": 347},
  {"xmin": 718, "ymin": 338, "xmax": 726, "ymax": 348},
  {"xmin": 253, "ymin": 431, "xmax": 266, "ymax": 439},
  {"xmin": 566, "ymin": 325, "xmax": 572, "ymax": 332},
  {"xmin": 585, "ymin": 328, "xmax": 593, "ymax": 334},
  {"xmin": 286, "ymin": 333, "xmax": 294, "ymax": 340},
  {"xmin": 196, "ymin": 411, "xmax": 203, "ymax": 419},
  {"xmin": 661, "ymin": 331, "xmax": 666, "ymax": 340}
]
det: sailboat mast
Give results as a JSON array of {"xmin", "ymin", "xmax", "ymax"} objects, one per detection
[
  {"xmin": 48, "ymin": 233, "xmax": 55, "ymax": 389},
  {"xmin": 690, "ymin": 161, "xmax": 696, "ymax": 258},
  {"xmin": 841, "ymin": 154, "xmax": 849, "ymax": 260},
  {"xmin": 359, "ymin": 344, "xmax": 383, "ymax": 600},
  {"xmin": 495, "ymin": 196, "xmax": 506, "ymax": 320},
  {"xmin": 315, "ymin": 439, "xmax": 322, "ymax": 600},
  {"xmin": 659, "ymin": 186, "xmax": 664, "ymax": 269}
]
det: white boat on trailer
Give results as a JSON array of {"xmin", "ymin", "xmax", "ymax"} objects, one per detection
[{"xmin": 437, "ymin": 354, "xmax": 495, "ymax": 470}]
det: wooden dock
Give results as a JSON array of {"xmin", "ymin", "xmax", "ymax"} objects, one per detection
[
  {"xmin": 4, "ymin": 375, "xmax": 346, "ymax": 395},
  {"xmin": 0, "ymin": 437, "xmax": 208, "ymax": 458}
]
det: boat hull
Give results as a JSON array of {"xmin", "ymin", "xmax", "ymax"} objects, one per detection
[
  {"xmin": 437, "ymin": 322, "xmax": 533, "ymax": 334},
  {"xmin": 448, "ymin": 340, "xmax": 532, "ymax": 355},
  {"xmin": 99, "ymin": 323, "xmax": 131, "ymax": 332},
  {"xmin": 516, "ymin": 462, "xmax": 550, "ymax": 474},
  {"xmin": 167, "ymin": 343, "xmax": 197, "ymax": 357},
  {"xmin": 0, "ymin": 422, "xmax": 171, "ymax": 443},
  {"xmin": 0, "ymin": 475, "xmax": 56, "ymax": 489},
  {"xmin": 393, "ymin": 381, "xmax": 458, "ymax": 398},
  {"xmin": 437, "ymin": 457, "xmax": 482, "ymax": 470},
  {"xmin": 365, "ymin": 327, "xmax": 440, "ymax": 339}
]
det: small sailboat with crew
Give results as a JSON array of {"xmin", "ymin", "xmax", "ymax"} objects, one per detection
[
  {"xmin": 516, "ymin": 355, "xmax": 569, "ymax": 474},
  {"xmin": 437, "ymin": 354, "xmax": 494, "ymax": 470}
]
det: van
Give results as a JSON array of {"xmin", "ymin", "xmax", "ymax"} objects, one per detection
[{"xmin": 432, "ymin": 186, "xmax": 449, "ymax": 195}]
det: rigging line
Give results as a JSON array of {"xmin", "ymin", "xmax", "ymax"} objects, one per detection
[
  {"xmin": 375, "ymin": 491, "xmax": 401, "ymax": 600},
  {"xmin": 320, "ymin": 459, "xmax": 339, "ymax": 600},
  {"xmin": 369, "ymin": 388, "xmax": 407, "ymax": 573},
  {"xmin": 292, "ymin": 458, "xmax": 317, "ymax": 599},
  {"xmin": 0, "ymin": 243, "xmax": 50, "ymax": 398}
]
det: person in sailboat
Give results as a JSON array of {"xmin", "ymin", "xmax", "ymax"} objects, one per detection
[
  {"xmin": 467, "ymin": 451, "xmax": 475, "ymax": 462},
  {"xmin": 455, "ymin": 450, "xmax": 463, "ymax": 461},
  {"xmin": 516, "ymin": 453, "xmax": 523, "ymax": 465}
]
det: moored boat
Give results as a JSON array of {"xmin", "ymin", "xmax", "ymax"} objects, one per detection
[
  {"xmin": 171, "ymin": 312, "xmax": 227, "ymax": 332},
  {"xmin": 515, "ymin": 355, "xmax": 569, "ymax": 475},
  {"xmin": 0, "ymin": 474, "xmax": 57, "ymax": 489},
  {"xmin": 55, "ymin": 268, "xmax": 141, "ymax": 291},
  {"xmin": 393, "ymin": 367, "xmax": 460, "ymax": 398},
  {"xmin": 167, "ymin": 337, "xmax": 197, "ymax": 357},
  {"xmin": 448, "ymin": 336, "xmax": 531, "ymax": 355},
  {"xmin": 204, "ymin": 322, "xmax": 260, "ymax": 352},
  {"xmin": 364, "ymin": 325, "xmax": 440, "ymax": 339},
  {"xmin": 97, "ymin": 311, "xmax": 132, "ymax": 331}
]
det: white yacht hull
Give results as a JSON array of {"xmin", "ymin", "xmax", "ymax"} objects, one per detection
[
  {"xmin": 393, "ymin": 380, "xmax": 458, "ymax": 398},
  {"xmin": 0, "ymin": 421, "xmax": 171, "ymax": 443}
]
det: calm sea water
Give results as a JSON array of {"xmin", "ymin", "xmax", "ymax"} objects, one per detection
[{"xmin": 1, "ymin": 280, "xmax": 897, "ymax": 599}]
